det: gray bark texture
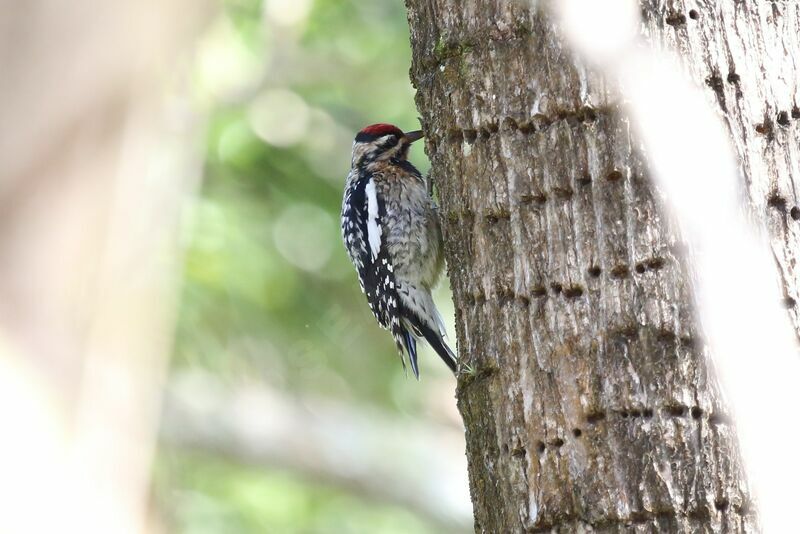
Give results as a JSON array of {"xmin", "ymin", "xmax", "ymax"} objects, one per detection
[{"xmin": 406, "ymin": 1, "xmax": 800, "ymax": 532}]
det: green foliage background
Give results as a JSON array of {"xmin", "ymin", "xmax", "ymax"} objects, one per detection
[{"xmin": 155, "ymin": 1, "xmax": 463, "ymax": 532}]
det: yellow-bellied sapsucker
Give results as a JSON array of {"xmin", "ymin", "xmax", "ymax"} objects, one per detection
[{"xmin": 341, "ymin": 123, "xmax": 457, "ymax": 378}]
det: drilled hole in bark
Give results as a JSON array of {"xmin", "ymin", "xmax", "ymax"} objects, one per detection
[
  {"xmin": 610, "ymin": 265, "xmax": 630, "ymax": 279},
  {"xmin": 739, "ymin": 499, "xmax": 752, "ymax": 515},
  {"xmin": 629, "ymin": 409, "xmax": 641, "ymax": 418},
  {"xmin": 552, "ymin": 187, "xmax": 574, "ymax": 200},
  {"xmin": 635, "ymin": 263, "xmax": 646, "ymax": 274},
  {"xmin": 755, "ymin": 119, "xmax": 774, "ymax": 138},
  {"xmin": 488, "ymin": 122, "xmax": 499, "ymax": 133},
  {"xmin": 706, "ymin": 74, "xmax": 724, "ymax": 93},
  {"xmin": 530, "ymin": 287, "xmax": 548, "ymax": 298},
  {"xmin": 687, "ymin": 507, "xmax": 712, "ymax": 521},
  {"xmin": 792, "ymin": 106, "xmax": 800, "ymax": 119},
  {"xmin": 715, "ymin": 499, "xmax": 730, "ymax": 511},
  {"xmin": 502, "ymin": 117, "xmax": 519, "ymax": 130},
  {"xmin": 709, "ymin": 412, "xmax": 729, "ymax": 425},
  {"xmin": 665, "ymin": 12, "xmax": 687, "ymax": 26},
  {"xmin": 777, "ymin": 111, "xmax": 791, "ymax": 126},
  {"xmin": 463, "ymin": 129, "xmax": 477, "ymax": 143},
  {"xmin": 689, "ymin": 9, "xmax": 699, "ymax": 20},
  {"xmin": 516, "ymin": 295, "xmax": 530, "ymax": 308},
  {"xmin": 511, "ymin": 447, "xmax": 526, "ymax": 458},
  {"xmin": 582, "ymin": 106, "xmax": 597, "ymax": 122},
  {"xmin": 613, "ymin": 325, "xmax": 638, "ymax": 342},
  {"xmin": 657, "ymin": 330, "xmax": 677, "ymax": 345},
  {"xmin": 479, "ymin": 127, "xmax": 491, "ymax": 139},
  {"xmin": 563, "ymin": 286, "xmax": 584, "ymax": 298},
  {"xmin": 551, "ymin": 438, "xmax": 564, "ymax": 448},
  {"xmin": 533, "ymin": 114, "xmax": 552, "ymax": 128},
  {"xmin": 726, "ymin": 72, "xmax": 740, "ymax": 84},
  {"xmin": 518, "ymin": 122, "xmax": 534, "ymax": 134},
  {"xmin": 535, "ymin": 441, "xmax": 546, "ymax": 454},
  {"xmin": 502, "ymin": 443, "xmax": 509, "ymax": 454},
  {"xmin": 550, "ymin": 283, "xmax": 563, "ymax": 295},
  {"xmin": 577, "ymin": 172, "xmax": 592, "ymax": 186},
  {"xmin": 768, "ymin": 192, "xmax": 787, "ymax": 211},
  {"xmin": 620, "ymin": 410, "xmax": 629, "ymax": 418},
  {"xmin": 572, "ymin": 428, "xmax": 582, "ymax": 438},
  {"xmin": 606, "ymin": 170, "xmax": 623, "ymax": 182},
  {"xmin": 524, "ymin": 192, "xmax": 548, "ymax": 205},
  {"xmin": 586, "ymin": 411, "xmax": 606, "ymax": 424},
  {"xmin": 447, "ymin": 129, "xmax": 463, "ymax": 142},
  {"xmin": 496, "ymin": 288, "xmax": 514, "ymax": 306},
  {"xmin": 643, "ymin": 408, "xmax": 654, "ymax": 418},
  {"xmin": 587, "ymin": 266, "xmax": 602, "ymax": 278},
  {"xmin": 783, "ymin": 296, "xmax": 797, "ymax": 309},
  {"xmin": 665, "ymin": 405, "xmax": 687, "ymax": 417},
  {"xmin": 564, "ymin": 110, "xmax": 584, "ymax": 127},
  {"xmin": 790, "ymin": 206, "xmax": 800, "ymax": 220},
  {"xmin": 691, "ymin": 406, "xmax": 704, "ymax": 419},
  {"xmin": 646, "ymin": 257, "xmax": 666, "ymax": 270},
  {"xmin": 519, "ymin": 193, "xmax": 547, "ymax": 205}
]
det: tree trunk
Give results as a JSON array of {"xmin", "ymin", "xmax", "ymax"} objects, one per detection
[
  {"xmin": 406, "ymin": 1, "xmax": 799, "ymax": 532},
  {"xmin": 0, "ymin": 1, "xmax": 209, "ymax": 531}
]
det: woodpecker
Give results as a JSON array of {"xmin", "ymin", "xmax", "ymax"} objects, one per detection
[{"xmin": 341, "ymin": 123, "xmax": 457, "ymax": 378}]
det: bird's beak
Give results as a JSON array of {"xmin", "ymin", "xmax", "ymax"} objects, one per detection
[{"xmin": 404, "ymin": 130, "xmax": 424, "ymax": 143}]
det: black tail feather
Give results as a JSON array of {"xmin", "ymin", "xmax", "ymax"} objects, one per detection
[
  {"xmin": 402, "ymin": 330, "xmax": 420, "ymax": 379},
  {"xmin": 405, "ymin": 315, "xmax": 457, "ymax": 375}
]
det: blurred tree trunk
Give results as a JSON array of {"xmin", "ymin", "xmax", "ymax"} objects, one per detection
[
  {"xmin": 0, "ymin": 1, "xmax": 210, "ymax": 531},
  {"xmin": 406, "ymin": 1, "xmax": 799, "ymax": 531}
]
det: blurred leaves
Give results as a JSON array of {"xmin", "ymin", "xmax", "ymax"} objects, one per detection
[
  {"xmin": 160, "ymin": 0, "xmax": 464, "ymax": 532},
  {"xmin": 156, "ymin": 453, "xmax": 437, "ymax": 534},
  {"xmin": 175, "ymin": 0, "xmax": 445, "ymax": 405}
]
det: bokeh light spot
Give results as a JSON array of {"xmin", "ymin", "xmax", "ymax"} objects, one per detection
[
  {"xmin": 196, "ymin": 18, "xmax": 264, "ymax": 101},
  {"xmin": 249, "ymin": 89, "xmax": 311, "ymax": 147},
  {"xmin": 273, "ymin": 204, "xmax": 334, "ymax": 272},
  {"xmin": 263, "ymin": 0, "xmax": 313, "ymax": 28}
]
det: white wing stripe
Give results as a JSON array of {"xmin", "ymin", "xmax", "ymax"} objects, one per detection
[{"xmin": 365, "ymin": 179, "xmax": 382, "ymax": 261}]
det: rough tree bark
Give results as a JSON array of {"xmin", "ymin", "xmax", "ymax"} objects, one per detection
[{"xmin": 406, "ymin": 1, "xmax": 800, "ymax": 532}]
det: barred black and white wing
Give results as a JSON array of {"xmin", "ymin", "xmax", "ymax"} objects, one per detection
[
  {"xmin": 342, "ymin": 173, "xmax": 420, "ymax": 376},
  {"xmin": 341, "ymin": 171, "xmax": 369, "ymax": 292}
]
